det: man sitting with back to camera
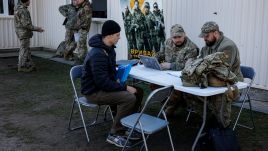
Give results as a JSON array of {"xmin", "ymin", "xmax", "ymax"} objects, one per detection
[{"xmin": 81, "ymin": 20, "xmax": 143, "ymax": 147}]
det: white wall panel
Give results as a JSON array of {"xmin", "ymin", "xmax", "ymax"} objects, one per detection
[
  {"xmin": 0, "ymin": 17, "xmax": 19, "ymax": 49},
  {"xmin": 35, "ymin": 0, "xmax": 66, "ymax": 49},
  {"xmin": 0, "ymin": 17, "xmax": 37, "ymax": 49},
  {"xmin": 108, "ymin": 0, "xmax": 128, "ymax": 60}
]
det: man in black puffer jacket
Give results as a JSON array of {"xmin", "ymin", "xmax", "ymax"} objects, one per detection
[{"xmin": 81, "ymin": 20, "xmax": 143, "ymax": 147}]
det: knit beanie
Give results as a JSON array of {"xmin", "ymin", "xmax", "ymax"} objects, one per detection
[
  {"xmin": 101, "ymin": 20, "xmax": 121, "ymax": 37},
  {"xmin": 21, "ymin": 0, "xmax": 29, "ymax": 3}
]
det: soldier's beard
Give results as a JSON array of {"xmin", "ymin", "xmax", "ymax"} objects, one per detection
[
  {"xmin": 205, "ymin": 37, "xmax": 216, "ymax": 46},
  {"xmin": 175, "ymin": 42, "xmax": 183, "ymax": 46}
]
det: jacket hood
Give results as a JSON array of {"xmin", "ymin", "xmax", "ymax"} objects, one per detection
[{"xmin": 88, "ymin": 34, "xmax": 115, "ymax": 51}]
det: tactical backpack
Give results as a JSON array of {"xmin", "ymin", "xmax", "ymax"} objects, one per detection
[{"xmin": 181, "ymin": 52, "xmax": 239, "ymax": 101}]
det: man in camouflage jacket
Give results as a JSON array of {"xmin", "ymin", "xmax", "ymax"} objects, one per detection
[
  {"xmin": 156, "ymin": 24, "xmax": 199, "ymax": 71},
  {"xmin": 58, "ymin": 0, "xmax": 78, "ymax": 60},
  {"xmin": 14, "ymin": 0, "xmax": 44, "ymax": 72},
  {"xmin": 197, "ymin": 21, "xmax": 243, "ymax": 128},
  {"xmin": 72, "ymin": 0, "xmax": 92, "ymax": 64},
  {"xmin": 154, "ymin": 24, "xmax": 199, "ymax": 116}
]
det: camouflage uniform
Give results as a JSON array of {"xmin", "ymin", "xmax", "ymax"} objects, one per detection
[
  {"xmin": 131, "ymin": 5, "xmax": 150, "ymax": 51},
  {"xmin": 73, "ymin": 0, "xmax": 92, "ymax": 64},
  {"xmin": 14, "ymin": 2, "xmax": 38, "ymax": 71},
  {"xmin": 144, "ymin": 2, "xmax": 158, "ymax": 52},
  {"xmin": 198, "ymin": 21, "xmax": 243, "ymax": 127},
  {"xmin": 154, "ymin": 24, "xmax": 199, "ymax": 116},
  {"xmin": 123, "ymin": 7, "xmax": 136, "ymax": 50},
  {"xmin": 153, "ymin": 3, "xmax": 165, "ymax": 52},
  {"xmin": 156, "ymin": 24, "xmax": 199, "ymax": 71},
  {"xmin": 59, "ymin": 3, "xmax": 78, "ymax": 59}
]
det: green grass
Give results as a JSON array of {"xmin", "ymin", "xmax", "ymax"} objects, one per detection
[{"xmin": 3, "ymin": 122, "xmax": 36, "ymax": 144}]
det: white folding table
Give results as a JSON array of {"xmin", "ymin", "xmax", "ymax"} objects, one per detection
[{"xmin": 129, "ymin": 65, "xmax": 248, "ymax": 151}]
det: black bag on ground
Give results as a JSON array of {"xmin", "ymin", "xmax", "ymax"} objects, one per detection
[{"xmin": 199, "ymin": 116, "xmax": 240, "ymax": 151}]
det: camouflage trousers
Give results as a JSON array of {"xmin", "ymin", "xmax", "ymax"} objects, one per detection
[
  {"xmin": 65, "ymin": 29, "xmax": 76, "ymax": 54},
  {"xmin": 18, "ymin": 38, "xmax": 34, "ymax": 68},
  {"xmin": 73, "ymin": 29, "xmax": 89, "ymax": 64},
  {"xmin": 185, "ymin": 93, "xmax": 231, "ymax": 128}
]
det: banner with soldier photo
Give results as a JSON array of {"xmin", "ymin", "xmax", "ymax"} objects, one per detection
[{"xmin": 120, "ymin": 0, "xmax": 165, "ymax": 59}]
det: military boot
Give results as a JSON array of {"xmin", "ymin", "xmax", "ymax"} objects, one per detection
[
  {"xmin": 18, "ymin": 67, "xmax": 32, "ymax": 72},
  {"xmin": 28, "ymin": 65, "xmax": 37, "ymax": 71}
]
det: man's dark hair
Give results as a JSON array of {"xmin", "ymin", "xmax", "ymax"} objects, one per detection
[{"xmin": 20, "ymin": 0, "xmax": 29, "ymax": 3}]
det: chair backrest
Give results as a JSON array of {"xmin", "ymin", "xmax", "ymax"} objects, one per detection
[
  {"xmin": 240, "ymin": 66, "xmax": 255, "ymax": 80},
  {"xmin": 141, "ymin": 85, "xmax": 174, "ymax": 117},
  {"xmin": 70, "ymin": 65, "xmax": 83, "ymax": 98},
  {"xmin": 240, "ymin": 66, "xmax": 255, "ymax": 100},
  {"xmin": 116, "ymin": 64, "xmax": 132, "ymax": 85}
]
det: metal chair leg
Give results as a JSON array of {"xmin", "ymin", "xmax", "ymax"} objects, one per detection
[
  {"xmin": 104, "ymin": 106, "xmax": 114, "ymax": 122},
  {"xmin": 140, "ymin": 127, "xmax": 148, "ymax": 151},
  {"xmin": 68, "ymin": 100, "xmax": 76, "ymax": 130},
  {"xmin": 77, "ymin": 103, "xmax": 90, "ymax": 142},
  {"xmin": 233, "ymin": 94, "xmax": 255, "ymax": 130},
  {"xmin": 248, "ymin": 97, "xmax": 256, "ymax": 129},
  {"xmin": 185, "ymin": 105, "xmax": 197, "ymax": 123},
  {"xmin": 186, "ymin": 111, "xmax": 192, "ymax": 122},
  {"xmin": 166, "ymin": 125, "xmax": 175, "ymax": 151},
  {"xmin": 122, "ymin": 127, "xmax": 134, "ymax": 151},
  {"xmin": 233, "ymin": 94, "xmax": 247, "ymax": 130}
]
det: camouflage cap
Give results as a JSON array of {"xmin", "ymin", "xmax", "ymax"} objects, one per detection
[
  {"xmin": 170, "ymin": 24, "xmax": 185, "ymax": 37},
  {"xmin": 199, "ymin": 21, "xmax": 219, "ymax": 37},
  {"xmin": 144, "ymin": 2, "xmax": 150, "ymax": 8}
]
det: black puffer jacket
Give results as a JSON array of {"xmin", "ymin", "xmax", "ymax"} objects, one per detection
[{"xmin": 81, "ymin": 34, "xmax": 126, "ymax": 95}]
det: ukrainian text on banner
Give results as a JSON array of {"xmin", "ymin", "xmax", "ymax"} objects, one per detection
[{"xmin": 120, "ymin": 0, "xmax": 165, "ymax": 59}]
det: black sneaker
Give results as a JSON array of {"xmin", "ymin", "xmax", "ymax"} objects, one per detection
[
  {"xmin": 106, "ymin": 134, "xmax": 132, "ymax": 148},
  {"xmin": 125, "ymin": 129, "xmax": 142, "ymax": 140}
]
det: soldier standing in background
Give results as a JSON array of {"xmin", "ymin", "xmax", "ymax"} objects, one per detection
[
  {"xmin": 58, "ymin": 0, "xmax": 78, "ymax": 60},
  {"xmin": 154, "ymin": 24, "xmax": 199, "ymax": 116},
  {"xmin": 131, "ymin": 0, "xmax": 150, "ymax": 51},
  {"xmin": 144, "ymin": 2, "xmax": 158, "ymax": 52},
  {"xmin": 14, "ymin": 0, "xmax": 44, "ymax": 72},
  {"xmin": 72, "ymin": 0, "xmax": 92, "ymax": 65},
  {"xmin": 153, "ymin": 2, "xmax": 165, "ymax": 52},
  {"xmin": 123, "ymin": 6, "xmax": 136, "ymax": 51}
]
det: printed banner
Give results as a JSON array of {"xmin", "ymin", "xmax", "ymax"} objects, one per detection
[{"xmin": 120, "ymin": 0, "xmax": 165, "ymax": 59}]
